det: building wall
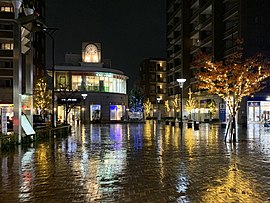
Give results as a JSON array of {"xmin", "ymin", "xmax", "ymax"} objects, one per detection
[
  {"xmin": 56, "ymin": 91, "xmax": 128, "ymax": 122},
  {"xmin": 139, "ymin": 58, "xmax": 167, "ymax": 118},
  {"xmin": 166, "ymin": 0, "xmax": 270, "ymax": 123},
  {"xmin": 0, "ymin": 1, "xmax": 45, "ymax": 105}
]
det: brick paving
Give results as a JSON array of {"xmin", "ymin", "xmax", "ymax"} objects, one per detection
[{"xmin": 0, "ymin": 121, "xmax": 270, "ymax": 202}]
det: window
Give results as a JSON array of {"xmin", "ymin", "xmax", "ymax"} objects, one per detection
[
  {"xmin": 0, "ymin": 7, "xmax": 14, "ymax": 12},
  {"xmin": 0, "ymin": 24, "xmax": 13, "ymax": 30},
  {"xmin": 1, "ymin": 43, "xmax": 13, "ymax": 50},
  {"xmin": 72, "ymin": 75, "xmax": 82, "ymax": 91},
  {"xmin": 0, "ymin": 61, "xmax": 12, "ymax": 68},
  {"xmin": 0, "ymin": 79, "xmax": 12, "ymax": 87}
]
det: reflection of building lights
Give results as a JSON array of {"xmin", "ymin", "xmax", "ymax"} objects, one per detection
[{"xmin": 82, "ymin": 107, "xmax": 85, "ymax": 111}]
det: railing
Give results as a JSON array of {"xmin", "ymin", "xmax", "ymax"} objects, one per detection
[{"xmin": 0, "ymin": 125, "xmax": 71, "ymax": 150}]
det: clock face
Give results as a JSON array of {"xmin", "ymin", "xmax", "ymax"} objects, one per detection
[{"xmin": 85, "ymin": 44, "xmax": 97, "ymax": 54}]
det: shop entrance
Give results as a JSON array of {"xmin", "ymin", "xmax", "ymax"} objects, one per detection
[{"xmin": 247, "ymin": 101, "xmax": 270, "ymax": 123}]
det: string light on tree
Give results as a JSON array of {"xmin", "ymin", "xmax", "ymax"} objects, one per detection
[{"xmin": 193, "ymin": 38, "xmax": 270, "ymax": 142}]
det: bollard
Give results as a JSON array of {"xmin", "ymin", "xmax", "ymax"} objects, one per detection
[{"xmin": 194, "ymin": 121, "xmax": 199, "ymax": 130}]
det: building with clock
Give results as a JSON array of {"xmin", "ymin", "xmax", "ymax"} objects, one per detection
[{"xmin": 51, "ymin": 42, "xmax": 129, "ymax": 123}]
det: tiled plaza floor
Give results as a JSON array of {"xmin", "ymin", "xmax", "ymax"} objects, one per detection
[{"xmin": 0, "ymin": 121, "xmax": 270, "ymax": 202}]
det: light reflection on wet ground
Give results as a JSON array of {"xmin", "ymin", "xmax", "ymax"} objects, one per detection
[{"xmin": 0, "ymin": 121, "xmax": 270, "ymax": 202}]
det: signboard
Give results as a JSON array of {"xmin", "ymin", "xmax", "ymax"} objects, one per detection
[
  {"xmin": 57, "ymin": 98, "xmax": 81, "ymax": 104},
  {"xmin": 219, "ymin": 102, "xmax": 226, "ymax": 122},
  {"xmin": 1, "ymin": 108, "xmax": 7, "ymax": 135},
  {"xmin": 21, "ymin": 114, "xmax": 35, "ymax": 135}
]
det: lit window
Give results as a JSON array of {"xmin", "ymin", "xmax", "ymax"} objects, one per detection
[
  {"xmin": 0, "ymin": 7, "xmax": 14, "ymax": 12},
  {"xmin": 1, "ymin": 43, "xmax": 13, "ymax": 50}
]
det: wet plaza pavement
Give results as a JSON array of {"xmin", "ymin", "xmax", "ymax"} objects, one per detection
[{"xmin": 1, "ymin": 121, "xmax": 270, "ymax": 203}]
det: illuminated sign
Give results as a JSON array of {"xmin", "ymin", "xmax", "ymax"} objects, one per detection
[
  {"xmin": 57, "ymin": 98, "xmax": 81, "ymax": 104},
  {"xmin": 1, "ymin": 108, "xmax": 7, "ymax": 135},
  {"xmin": 21, "ymin": 114, "xmax": 35, "ymax": 136}
]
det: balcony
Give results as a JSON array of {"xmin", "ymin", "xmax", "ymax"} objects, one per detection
[
  {"xmin": 223, "ymin": 25, "xmax": 239, "ymax": 39},
  {"xmin": 0, "ymin": 50, "xmax": 13, "ymax": 59},
  {"xmin": 0, "ymin": 31, "xmax": 13, "ymax": 39},
  {"xmin": 0, "ymin": 87, "xmax": 12, "ymax": 103},
  {"xmin": 0, "ymin": 12, "xmax": 14, "ymax": 19},
  {"xmin": 223, "ymin": 5, "xmax": 238, "ymax": 21}
]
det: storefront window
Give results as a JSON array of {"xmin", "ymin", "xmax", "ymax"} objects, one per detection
[
  {"xmin": 57, "ymin": 72, "xmax": 127, "ymax": 94},
  {"xmin": 72, "ymin": 75, "xmax": 82, "ymax": 90},
  {"xmin": 110, "ymin": 105, "xmax": 124, "ymax": 120},
  {"xmin": 90, "ymin": 105, "xmax": 101, "ymax": 121}
]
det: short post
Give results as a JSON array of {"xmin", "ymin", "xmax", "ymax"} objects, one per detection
[
  {"xmin": 81, "ymin": 93, "xmax": 87, "ymax": 124},
  {"xmin": 157, "ymin": 97, "xmax": 161, "ymax": 122},
  {"xmin": 176, "ymin": 78, "xmax": 186, "ymax": 137}
]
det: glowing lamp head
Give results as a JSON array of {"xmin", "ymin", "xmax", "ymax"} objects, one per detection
[{"xmin": 176, "ymin": 78, "xmax": 186, "ymax": 88}]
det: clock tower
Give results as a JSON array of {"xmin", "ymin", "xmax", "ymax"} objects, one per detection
[{"xmin": 82, "ymin": 42, "xmax": 101, "ymax": 63}]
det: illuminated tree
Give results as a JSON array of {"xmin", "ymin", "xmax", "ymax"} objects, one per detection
[
  {"xmin": 193, "ymin": 40, "xmax": 270, "ymax": 142},
  {"xmin": 129, "ymin": 86, "xmax": 144, "ymax": 112},
  {"xmin": 172, "ymin": 95, "xmax": 179, "ymax": 119},
  {"xmin": 33, "ymin": 77, "xmax": 51, "ymax": 116},
  {"xmin": 143, "ymin": 98, "xmax": 151, "ymax": 118},
  {"xmin": 185, "ymin": 88, "xmax": 197, "ymax": 120},
  {"xmin": 58, "ymin": 84, "xmax": 80, "ymax": 124},
  {"xmin": 207, "ymin": 99, "xmax": 217, "ymax": 121},
  {"xmin": 165, "ymin": 100, "xmax": 170, "ymax": 113}
]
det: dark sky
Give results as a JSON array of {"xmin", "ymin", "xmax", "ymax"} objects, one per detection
[{"xmin": 46, "ymin": 0, "xmax": 166, "ymax": 90}]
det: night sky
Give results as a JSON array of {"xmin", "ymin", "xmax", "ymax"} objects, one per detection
[{"xmin": 46, "ymin": 0, "xmax": 166, "ymax": 90}]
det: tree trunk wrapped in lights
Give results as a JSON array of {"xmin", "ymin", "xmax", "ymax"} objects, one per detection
[
  {"xmin": 185, "ymin": 88, "xmax": 197, "ymax": 120},
  {"xmin": 207, "ymin": 99, "xmax": 217, "ymax": 122},
  {"xmin": 172, "ymin": 95, "xmax": 179, "ymax": 119},
  {"xmin": 193, "ymin": 40, "xmax": 270, "ymax": 142},
  {"xmin": 143, "ymin": 98, "xmax": 151, "ymax": 118},
  {"xmin": 33, "ymin": 77, "xmax": 52, "ymax": 117},
  {"xmin": 164, "ymin": 100, "xmax": 171, "ymax": 115}
]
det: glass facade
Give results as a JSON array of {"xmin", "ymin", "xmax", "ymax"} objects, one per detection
[
  {"xmin": 110, "ymin": 105, "xmax": 125, "ymax": 120},
  {"xmin": 56, "ymin": 71, "xmax": 127, "ymax": 94},
  {"xmin": 248, "ymin": 101, "xmax": 270, "ymax": 123}
]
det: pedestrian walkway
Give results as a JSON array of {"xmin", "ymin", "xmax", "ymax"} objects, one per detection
[{"xmin": 0, "ymin": 121, "xmax": 270, "ymax": 202}]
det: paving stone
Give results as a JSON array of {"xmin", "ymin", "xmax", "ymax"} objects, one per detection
[{"xmin": 0, "ymin": 122, "xmax": 270, "ymax": 202}]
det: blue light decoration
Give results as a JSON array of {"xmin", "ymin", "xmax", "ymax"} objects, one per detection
[
  {"xmin": 110, "ymin": 105, "xmax": 117, "ymax": 111},
  {"xmin": 128, "ymin": 87, "xmax": 144, "ymax": 113}
]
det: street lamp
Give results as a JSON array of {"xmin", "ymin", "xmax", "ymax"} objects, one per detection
[
  {"xmin": 41, "ymin": 28, "xmax": 58, "ymax": 128},
  {"xmin": 157, "ymin": 97, "xmax": 161, "ymax": 122},
  {"xmin": 81, "ymin": 93, "xmax": 87, "ymax": 124},
  {"xmin": 176, "ymin": 78, "xmax": 186, "ymax": 137}
]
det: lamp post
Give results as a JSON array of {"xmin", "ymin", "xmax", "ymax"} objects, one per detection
[
  {"xmin": 157, "ymin": 97, "xmax": 161, "ymax": 122},
  {"xmin": 81, "ymin": 93, "xmax": 87, "ymax": 124},
  {"xmin": 42, "ymin": 27, "xmax": 58, "ymax": 128},
  {"xmin": 176, "ymin": 78, "xmax": 186, "ymax": 137}
]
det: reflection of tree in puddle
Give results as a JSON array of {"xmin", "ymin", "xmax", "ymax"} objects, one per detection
[
  {"xmin": 201, "ymin": 158, "xmax": 262, "ymax": 202},
  {"xmin": 19, "ymin": 149, "xmax": 35, "ymax": 202}
]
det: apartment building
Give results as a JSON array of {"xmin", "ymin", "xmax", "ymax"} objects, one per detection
[
  {"xmin": 139, "ymin": 58, "xmax": 167, "ymax": 118},
  {"xmin": 166, "ymin": 0, "xmax": 270, "ymax": 123},
  {"xmin": 0, "ymin": 0, "xmax": 46, "ymax": 120}
]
